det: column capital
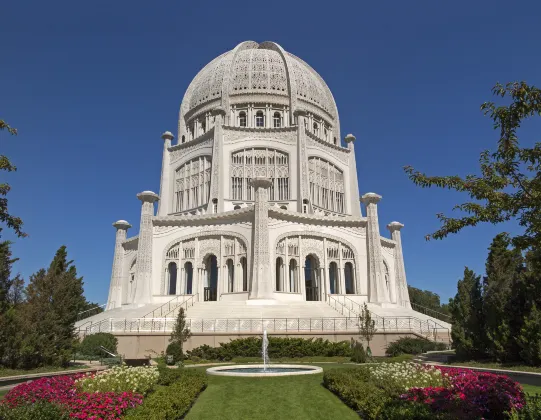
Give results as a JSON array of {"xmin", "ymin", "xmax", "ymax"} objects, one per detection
[
  {"xmin": 161, "ymin": 131, "xmax": 174, "ymax": 141},
  {"xmin": 293, "ymin": 109, "xmax": 307, "ymax": 118},
  {"xmin": 250, "ymin": 177, "xmax": 273, "ymax": 189},
  {"xmin": 360, "ymin": 192, "xmax": 382, "ymax": 204},
  {"xmin": 344, "ymin": 133, "xmax": 356, "ymax": 143},
  {"xmin": 113, "ymin": 220, "xmax": 131, "ymax": 230},
  {"xmin": 387, "ymin": 221, "xmax": 404, "ymax": 232},
  {"xmin": 137, "ymin": 191, "xmax": 160, "ymax": 203}
]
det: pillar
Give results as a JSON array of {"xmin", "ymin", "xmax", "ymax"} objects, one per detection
[
  {"xmin": 345, "ymin": 134, "xmax": 361, "ymax": 217},
  {"xmin": 157, "ymin": 131, "xmax": 173, "ymax": 216},
  {"xmin": 133, "ymin": 191, "xmax": 159, "ymax": 305},
  {"xmin": 294, "ymin": 110, "xmax": 310, "ymax": 213},
  {"xmin": 361, "ymin": 193, "xmax": 390, "ymax": 304},
  {"xmin": 250, "ymin": 177, "xmax": 273, "ymax": 299},
  {"xmin": 387, "ymin": 222, "xmax": 411, "ymax": 308},
  {"xmin": 106, "ymin": 220, "xmax": 131, "ymax": 310}
]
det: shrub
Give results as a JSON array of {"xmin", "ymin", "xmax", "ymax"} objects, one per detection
[
  {"xmin": 124, "ymin": 370, "xmax": 207, "ymax": 420},
  {"xmin": 156, "ymin": 365, "xmax": 184, "ymax": 386},
  {"xmin": 186, "ymin": 337, "xmax": 352, "ymax": 360},
  {"xmin": 0, "ymin": 401, "xmax": 69, "ymax": 420},
  {"xmin": 351, "ymin": 341, "xmax": 367, "ymax": 363},
  {"xmin": 165, "ymin": 342, "xmax": 183, "ymax": 364},
  {"xmin": 509, "ymin": 395, "xmax": 541, "ymax": 419},
  {"xmin": 385, "ymin": 337, "xmax": 447, "ymax": 357},
  {"xmin": 76, "ymin": 365, "xmax": 159, "ymax": 395},
  {"xmin": 78, "ymin": 333, "xmax": 118, "ymax": 358}
]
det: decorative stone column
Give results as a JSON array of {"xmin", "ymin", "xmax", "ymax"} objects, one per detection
[
  {"xmin": 294, "ymin": 110, "xmax": 310, "ymax": 213},
  {"xmin": 344, "ymin": 134, "xmax": 361, "ymax": 217},
  {"xmin": 361, "ymin": 193, "xmax": 390, "ymax": 304},
  {"xmin": 250, "ymin": 177, "xmax": 273, "ymax": 299},
  {"xmin": 106, "ymin": 220, "xmax": 131, "ymax": 310},
  {"xmin": 387, "ymin": 222, "xmax": 411, "ymax": 308},
  {"xmin": 157, "ymin": 131, "xmax": 173, "ymax": 216},
  {"xmin": 133, "ymin": 191, "xmax": 159, "ymax": 305},
  {"xmin": 207, "ymin": 107, "xmax": 225, "ymax": 213}
]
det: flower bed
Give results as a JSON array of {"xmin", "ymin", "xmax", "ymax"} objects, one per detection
[
  {"xmin": 0, "ymin": 365, "xmax": 207, "ymax": 419},
  {"xmin": 323, "ymin": 362, "xmax": 536, "ymax": 419}
]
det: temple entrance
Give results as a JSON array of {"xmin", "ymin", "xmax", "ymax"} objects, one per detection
[
  {"xmin": 204, "ymin": 254, "xmax": 218, "ymax": 301},
  {"xmin": 184, "ymin": 262, "xmax": 193, "ymax": 295},
  {"xmin": 329, "ymin": 262, "xmax": 338, "ymax": 294},
  {"xmin": 304, "ymin": 254, "xmax": 320, "ymax": 301}
]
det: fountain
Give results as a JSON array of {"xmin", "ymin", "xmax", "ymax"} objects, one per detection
[{"xmin": 206, "ymin": 330, "xmax": 322, "ymax": 377}]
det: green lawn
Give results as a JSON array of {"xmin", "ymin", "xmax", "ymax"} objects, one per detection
[
  {"xmin": 522, "ymin": 384, "xmax": 541, "ymax": 395},
  {"xmin": 0, "ymin": 364, "xmax": 88, "ymax": 378},
  {"xmin": 185, "ymin": 364, "xmax": 357, "ymax": 420},
  {"xmin": 446, "ymin": 360, "xmax": 541, "ymax": 373}
]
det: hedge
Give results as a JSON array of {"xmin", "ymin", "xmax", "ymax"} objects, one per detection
[
  {"xmin": 0, "ymin": 401, "xmax": 70, "ymax": 420},
  {"xmin": 124, "ymin": 369, "xmax": 207, "ymax": 420},
  {"xmin": 186, "ymin": 337, "xmax": 352, "ymax": 361},
  {"xmin": 385, "ymin": 337, "xmax": 447, "ymax": 357},
  {"xmin": 78, "ymin": 333, "xmax": 118, "ymax": 358}
]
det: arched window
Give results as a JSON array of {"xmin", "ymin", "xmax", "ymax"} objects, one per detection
[
  {"xmin": 313, "ymin": 122, "xmax": 319, "ymax": 136},
  {"xmin": 256, "ymin": 111, "xmax": 264, "ymax": 127},
  {"xmin": 280, "ymin": 205, "xmax": 287, "ymax": 210},
  {"xmin": 333, "ymin": 137, "xmax": 337, "ymax": 145},
  {"xmin": 289, "ymin": 259, "xmax": 297, "ymax": 293},
  {"xmin": 174, "ymin": 156, "xmax": 212, "ymax": 212},
  {"xmin": 303, "ymin": 199, "xmax": 309, "ymax": 214},
  {"xmin": 201, "ymin": 120, "xmax": 206, "ymax": 133},
  {"xmin": 168, "ymin": 262, "xmax": 177, "ymax": 295},
  {"xmin": 233, "ymin": 205, "xmax": 241, "ymax": 210},
  {"xmin": 239, "ymin": 111, "xmax": 247, "ymax": 127},
  {"xmin": 212, "ymin": 198, "xmax": 218, "ymax": 213},
  {"xmin": 240, "ymin": 257, "xmax": 248, "ymax": 291},
  {"xmin": 227, "ymin": 259, "xmax": 234, "ymax": 293},
  {"xmin": 204, "ymin": 254, "xmax": 218, "ymax": 301},
  {"xmin": 273, "ymin": 112, "xmax": 281, "ymax": 128},
  {"xmin": 344, "ymin": 262, "xmax": 354, "ymax": 294},
  {"xmin": 324, "ymin": 127, "xmax": 328, "ymax": 139},
  {"xmin": 184, "ymin": 262, "xmax": 193, "ymax": 294},
  {"xmin": 308, "ymin": 157, "xmax": 345, "ymax": 213},
  {"xmin": 181, "ymin": 135, "xmax": 186, "ymax": 144},
  {"xmin": 189, "ymin": 123, "xmax": 195, "ymax": 139},
  {"xmin": 276, "ymin": 257, "xmax": 283, "ymax": 291},
  {"xmin": 304, "ymin": 255, "xmax": 319, "ymax": 301},
  {"xmin": 329, "ymin": 262, "xmax": 338, "ymax": 294}
]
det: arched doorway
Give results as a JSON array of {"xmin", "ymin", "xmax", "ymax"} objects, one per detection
[
  {"xmin": 344, "ymin": 262, "xmax": 354, "ymax": 294},
  {"xmin": 184, "ymin": 262, "xmax": 193, "ymax": 295},
  {"xmin": 204, "ymin": 254, "xmax": 218, "ymax": 301},
  {"xmin": 226, "ymin": 259, "xmax": 234, "ymax": 293},
  {"xmin": 240, "ymin": 257, "xmax": 247, "ymax": 291},
  {"xmin": 304, "ymin": 255, "xmax": 320, "ymax": 301},
  {"xmin": 168, "ymin": 262, "xmax": 177, "ymax": 295},
  {"xmin": 329, "ymin": 262, "xmax": 338, "ymax": 294}
]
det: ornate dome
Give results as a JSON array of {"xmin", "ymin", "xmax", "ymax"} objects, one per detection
[{"xmin": 178, "ymin": 41, "xmax": 340, "ymax": 140}]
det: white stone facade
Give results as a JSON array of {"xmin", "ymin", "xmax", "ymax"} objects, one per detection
[{"xmin": 105, "ymin": 41, "xmax": 412, "ymax": 312}]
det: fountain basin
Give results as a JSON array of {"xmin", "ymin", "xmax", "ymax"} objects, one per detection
[{"xmin": 206, "ymin": 364, "xmax": 323, "ymax": 377}]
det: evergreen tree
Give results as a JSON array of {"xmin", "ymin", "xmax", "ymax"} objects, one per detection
[
  {"xmin": 517, "ymin": 303, "xmax": 541, "ymax": 366},
  {"xmin": 449, "ymin": 268, "xmax": 485, "ymax": 359},
  {"xmin": 482, "ymin": 233, "xmax": 524, "ymax": 361},
  {"xmin": 358, "ymin": 303, "xmax": 377, "ymax": 357},
  {"xmin": 0, "ymin": 241, "xmax": 24, "ymax": 368},
  {"xmin": 169, "ymin": 307, "xmax": 192, "ymax": 360},
  {"xmin": 21, "ymin": 246, "xmax": 87, "ymax": 367}
]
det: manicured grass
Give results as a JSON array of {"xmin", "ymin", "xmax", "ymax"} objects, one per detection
[
  {"xmin": 0, "ymin": 389, "xmax": 8, "ymax": 400},
  {"xmin": 185, "ymin": 364, "xmax": 358, "ymax": 420},
  {"xmin": 446, "ymin": 360, "xmax": 541, "ymax": 373},
  {"xmin": 0, "ymin": 364, "xmax": 89, "ymax": 378},
  {"xmin": 522, "ymin": 384, "xmax": 541, "ymax": 395}
]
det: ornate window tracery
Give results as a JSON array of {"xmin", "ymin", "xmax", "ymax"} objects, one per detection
[
  {"xmin": 308, "ymin": 157, "xmax": 345, "ymax": 213},
  {"xmin": 273, "ymin": 112, "xmax": 281, "ymax": 128},
  {"xmin": 174, "ymin": 156, "xmax": 212, "ymax": 212},
  {"xmin": 231, "ymin": 148, "xmax": 289, "ymax": 201},
  {"xmin": 239, "ymin": 111, "xmax": 247, "ymax": 127},
  {"xmin": 255, "ymin": 111, "xmax": 265, "ymax": 127}
]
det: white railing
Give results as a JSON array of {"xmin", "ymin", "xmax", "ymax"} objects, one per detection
[{"xmin": 142, "ymin": 294, "xmax": 198, "ymax": 318}]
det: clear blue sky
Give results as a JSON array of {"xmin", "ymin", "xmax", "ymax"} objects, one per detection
[{"xmin": 2, "ymin": 0, "xmax": 540, "ymax": 305}]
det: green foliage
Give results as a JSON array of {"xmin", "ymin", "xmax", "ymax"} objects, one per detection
[
  {"xmin": 385, "ymin": 337, "xmax": 447, "ymax": 357},
  {"xmin": 378, "ymin": 400, "xmax": 450, "ymax": 420},
  {"xmin": 508, "ymin": 396, "xmax": 541, "ymax": 419},
  {"xmin": 77, "ymin": 365, "xmax": 159, "ymax": 395},
  {"xmin": 351, "ymin": 340, "xmax": 367, "ymax": 363},
  {"xmin": 405, "ymin": 82, "xmax": 541, "ymax": 251},
  {"xmin": 124, "ymin": 369, "xmax": 207, "ymax": 420},
  {"xmin": 449, "ymin": 267, "xmax": 486, "ymax": 359},
  {"xmin": 168, "ymin": 308, "xmax": 191, "ymax": 360},
  {"xmin": 78, "ymin": 333, "xmax": 118, "ymax": 358},
  {"xmin": 156, "ymin": 365, "xmax": 184, "ymax": 386},
  {"xmin": 358, "ymin": 303, "xmax": 377, "ymax": 352},
  {"xmin": 518, "ymin": 303, "xmax": 541, "ymax": 366},
  {"xmin": 0, "ymin": 118, "xmax": 26, "ymax": 239},
  {"xmin": 408, "ymin": 286, "xmax": 451, "ymax": 319},
  {"xmin": 165, "ymin": 342, "xmax": 183, "ymax": 364},
  {"xmin": 186, "ymin": 337, "xmax": 352, "ymax": 361},
  {"xmin": 0, "ymin": 401, "xmax": 69, "ymax": 420}
]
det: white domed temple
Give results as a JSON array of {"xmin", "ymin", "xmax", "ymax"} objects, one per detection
[{"xmin": 77, "ymin": 41, "xmax": 450, "ymax": 357}]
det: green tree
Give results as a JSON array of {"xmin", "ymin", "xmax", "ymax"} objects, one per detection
[
  {"xmin": 21, "ymin": 246, "xmax": 87, "ymax": 367},
  {"xmin": 482, "ymin": 233, "xmax": 524, "ymax": 361},
  {"xmin": 517, "ymin": 303, "xmax": 541, "ymax": 366},
  {"xmin": 0, "ymin": 241, "xmax": 24, "ymax": 368},
  {"xmin": 449, "ymin": 268, "xmax": 485, "ymax": 359},
  {"xmin": 0, "ymin": 118, "xmax": 26, "ymax": 238},
  {"xmin": 405, "ymin": 82, "xmax": 541, "ymax": 251},
  {"xmin": 358, "ymin": 303, "xmax": 377, "ymax": 357},
  {"xmin": 169, "ymin": 307, "xmax": 192, "ymax": 361}
]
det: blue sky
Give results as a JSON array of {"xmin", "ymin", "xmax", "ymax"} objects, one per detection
[{"xmin": 2, "ymin": 0, "xmax": 540, "ymax": 305}]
